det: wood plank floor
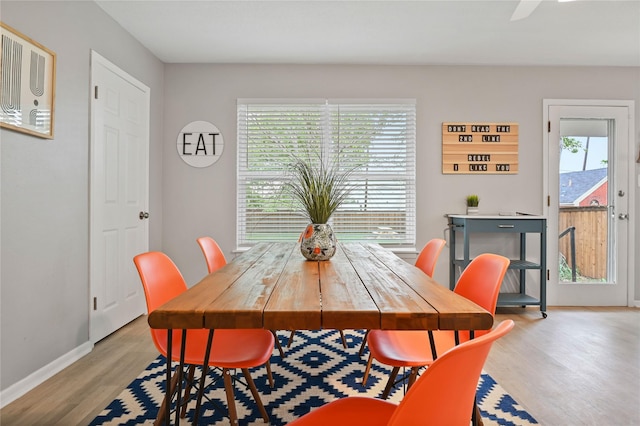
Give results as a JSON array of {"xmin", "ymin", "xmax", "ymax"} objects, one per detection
[
  {"xmin": 488, "ymin": 306, "xmax": 640, "ymax": 425},
  {"xmin": 1, "ymin": 307, "xmax": 638, "ymax": 425}
]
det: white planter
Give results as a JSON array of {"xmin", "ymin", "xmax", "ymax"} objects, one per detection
[{"xmin": 300, "ymin": 223, "xmax": 337, "ymax": 261}]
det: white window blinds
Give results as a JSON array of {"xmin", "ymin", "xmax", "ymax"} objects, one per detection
[{"xmin": 237, "ymin": 99, "xmax": 416, "ymax": 248}]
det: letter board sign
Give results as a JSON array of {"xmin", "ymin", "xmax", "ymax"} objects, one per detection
[{"xmin": 442, "ymin": 122, "xmax": 518, "ymax": 174}]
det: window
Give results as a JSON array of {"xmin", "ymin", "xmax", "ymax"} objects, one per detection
[{"xmin": 237, "ymin": 99, "xmax": 416, "ymax": 248}]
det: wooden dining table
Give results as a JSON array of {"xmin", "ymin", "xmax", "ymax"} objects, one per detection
[{"xmin": 148, "ymin": 241, "xmax": 494, "ymax": 425}]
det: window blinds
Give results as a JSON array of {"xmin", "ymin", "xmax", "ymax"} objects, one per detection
[{"xmin": 237, "ymin": 99, "xmax": 416, "ymax": 248}]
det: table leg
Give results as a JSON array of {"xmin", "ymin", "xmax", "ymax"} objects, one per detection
[
  {"xmin": 470, "ymin": 330, "xmax": 482, "ymax": 426},
  {"xmin": 165, "ymin": 330, "xmax": 172, "ymax": 426},
  {"xmin": 428, "ymin": 330, "xmax": 438, "ymax": 360},
  {"xmin": 193, "ymin": 329, "xmax": 214, "ymax": 425},
  {"xmin": 173, "ymin": 330, "xmax": 188, "ymax": 425}
]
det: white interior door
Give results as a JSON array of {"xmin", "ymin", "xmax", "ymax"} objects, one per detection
[
  {"xmin": 545, "ymin": 100, "xmax": 634, "ymax": 306},
  {"xmin": 89, "ymin": 51, "xmax": 150, "ymax": 343}
]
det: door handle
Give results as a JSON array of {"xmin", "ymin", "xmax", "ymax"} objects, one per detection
[
  {"xmin": 618, "ymin": 213, "xmax": 628, "ymax": 220},
  {"xmin": 139, "ymin": 211, "xmax": 149, "ymax": 220}
]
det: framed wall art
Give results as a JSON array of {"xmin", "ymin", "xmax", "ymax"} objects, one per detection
[{"xmin": 0, "ymin": 22, "xmax": 56, "ymax": 139}]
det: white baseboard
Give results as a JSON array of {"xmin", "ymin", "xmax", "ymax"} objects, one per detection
[{"xmin": 0, "ymin": 341, "xmax": 93, "ymax": 409}]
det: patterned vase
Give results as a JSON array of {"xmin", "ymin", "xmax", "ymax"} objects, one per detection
[{"xmin": 300, "ymin": 224, "xmax": 337, "ymax": 261}]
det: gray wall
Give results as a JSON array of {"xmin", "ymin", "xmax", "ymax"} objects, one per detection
[
  {"xmin": 0, "ymin": 1, "xmax": 164, "ymax": 392},
  {"xmin": 1, "ymin": 0, "xmax": 639, "ymax": 401},
  {"xmin": 161, "ymin": 64, "xmax": 640, "ymax": 291}
]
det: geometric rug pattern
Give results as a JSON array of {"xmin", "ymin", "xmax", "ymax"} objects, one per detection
[{"xmin": 91, "ymin": 329, "xmax": 538, "ymax": 425}]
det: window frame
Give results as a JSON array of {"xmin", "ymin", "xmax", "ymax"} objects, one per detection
[{"xmin": 237, "ymin": 98, "xmax": 416, "ymax": 249}]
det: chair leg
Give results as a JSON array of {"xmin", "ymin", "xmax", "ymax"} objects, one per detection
[
  {"xmin": 407, "ymin": 367, "xmax": 419, "ymax": 390},
  {"xmin": 180, "ymin": 365, "xmax": 196, "ymax": 418},
  {"xmin": 339, "ymin": 330, "xmax": 348, "ymax": 348},
  {"xmin": 222, "ymin": 369, "xmax": 239, "ymax": 426},
  {"xmin": 287, "ymin": 330, "xmax": 296, "ymax": 347},
  {"xmin": 154, "ymin": 369, "xmax": 181, "ymax": 426},
  {"xmin": 271, "ymin": 330, "xmax": 285, "ymax": 357},
  {"xmin": 242, "ymin": 368, "xmax": 270, "ymax": 423},
  {"xmin": 362, "ymin": 354, "xmax": 374, "ymax": 386},
  {"xmin": 381, "ymin": 367, "xmax": 400, "ymax": 400},
  {"xmin": 358, "ymin": 330, "xmax": 370, "ymax": 356},
  {"xmin": 265, "ymin": 359, "xmax": 274, "ymax": 388}
]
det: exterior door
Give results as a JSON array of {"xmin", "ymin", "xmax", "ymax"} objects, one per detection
[
  {"xmin": 89, "ymin": 51, "xmax": 150, "ymax": 343},
  {"xmin": 545, "ymin": 100, "xmax": 633, "ymax": 306}
]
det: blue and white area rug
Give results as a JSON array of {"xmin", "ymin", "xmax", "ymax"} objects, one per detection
[{"xmin": 91, "ymin": 329, "xmax": 537, "ymax": 425}]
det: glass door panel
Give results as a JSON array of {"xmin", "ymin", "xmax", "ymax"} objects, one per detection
[{"xmin": 558, "ymin": 119, "xmax": 611, "ymax": 283}]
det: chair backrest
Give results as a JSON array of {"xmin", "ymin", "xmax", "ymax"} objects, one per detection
[
  {"xmin": 387, "ymin": 319, "xmax": 515, "ymax": 426},
  {"xmin": 454, "ymin": 253, "xmax": 510, "ymax": 339},
  {"xmin": 133, "ymin": 251, "xmax": 188, "ymax": 354},
  {"xmin": 196, "ymin": 236, "xmax": 227, "ymax": 274},
  {"xmin": 414, "ymin": 238, "xmax": 446, "ymax": 278}
]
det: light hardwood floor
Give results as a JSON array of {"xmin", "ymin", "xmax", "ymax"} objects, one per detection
[{"xmin": 1, "ymin": 307, "xmax": 638, "ymax": 425}]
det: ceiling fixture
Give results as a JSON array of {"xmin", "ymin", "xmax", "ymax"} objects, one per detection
[{"xmin": 510, "ymin": 0, "xmax": 576, "ymax": 22}]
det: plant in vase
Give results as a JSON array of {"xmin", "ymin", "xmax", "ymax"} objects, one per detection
[
  {"xmin": 466, "ymin": 194, "xmax": 480, "ymax": 215},
  {"xmin": 286, "ymin": 154, "xmax": 357, "ymax": 261}
]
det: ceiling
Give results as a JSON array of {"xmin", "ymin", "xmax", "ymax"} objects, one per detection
[{"xmin": 94, "ymin": 0, "xmax": 640, "ymax": 66}]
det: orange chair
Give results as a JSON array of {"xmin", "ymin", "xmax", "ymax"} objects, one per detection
[
  {"xmin": 134, "ymin": 251, "xmax": 275, "ymax": 425},
  {"xmin": 196, "ymin": 236, "xmax": 227, "ymax": 273},
  {"xmin": 289, "ymin": 319, "xmax": 515, "ymax": 426},
  {"xmin": 196, "ymin": 236, "xmax": 286, "ymax": 358},
  {"xmin": 363, "ymin": 253, "xmax": 509, "ymax": 400},
  {"xmin": 414, "ymin": 238, "xmax": 446, "ymax": 278},
  {"xmin": 358, "ymin": 238, "xmax": 446, "ymax": 357}
]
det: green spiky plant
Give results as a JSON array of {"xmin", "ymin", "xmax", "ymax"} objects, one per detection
[
  {"xmin": 286, "ymin": 154, "xmax": 358, "ymax": 224},
  {"xmin": 466, "ymin": 194, "xmax": 480, "ymax": 207}
]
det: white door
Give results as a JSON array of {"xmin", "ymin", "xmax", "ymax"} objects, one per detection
[
  {"xmin": 89, "ymin": 51, "xmax": 150, "ymax": 343},
  {"xmin": 544, "ymin": 100, "xmax": 634, "ymax": 306}
]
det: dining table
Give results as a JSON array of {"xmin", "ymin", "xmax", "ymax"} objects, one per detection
[{"xmin": 148, "ymin": 241, "xmax": 494, "ymax": 425}]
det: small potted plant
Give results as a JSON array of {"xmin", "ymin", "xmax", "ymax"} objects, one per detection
[
  {"xmin": 286, "ymin": 153, "xmax": 357, "ymax": 260},
  {"xmin": 466, "ymin": 194, "xmax": 480, "ymax": 215}
]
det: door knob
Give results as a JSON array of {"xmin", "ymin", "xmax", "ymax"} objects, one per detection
[
  {"xmin": 618, "ymin": 213, "xmax": 629, "ymax": 220},
  {"xmin": 139, "ymin": 211, "xmax": 149, "ymax": 220}
]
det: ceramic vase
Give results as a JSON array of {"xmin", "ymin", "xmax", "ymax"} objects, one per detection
[
  {"xmin": 467, "ymin": 206, "xmax": 479, "ymax": 215},
  {"xmin": 300, "ymin": 224, "xmax": 337, "ymax": 261}
]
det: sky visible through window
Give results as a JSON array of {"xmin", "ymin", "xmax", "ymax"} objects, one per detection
[{"xmin": 560, "ymin": 136, "xmax": 608, "ymax": 173}]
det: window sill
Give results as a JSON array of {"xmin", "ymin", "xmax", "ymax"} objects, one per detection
[{"xmin": 233, "ymin": 245, "xmax": 417, "ymax": 256}]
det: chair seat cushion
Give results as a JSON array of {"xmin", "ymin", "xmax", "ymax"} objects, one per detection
[
  {"xmin": 155, "ymin": 328, "xmax": 275, "ymax": 368},
  {"xmin": 210, "ymin": 329, "xmax": 275, "ymax": 367},
  {"xmin": 367, "ymin": 329, "xmax": 456, "ymax": 367}
]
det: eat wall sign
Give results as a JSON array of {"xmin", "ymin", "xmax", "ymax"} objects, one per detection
[
  {"xmin": 442, "ymin": 122, "xmax": 518, "ymax": 174},
  {"xmin": 177, "ymin": 121, "xmax": 224, "ymax": 168}
]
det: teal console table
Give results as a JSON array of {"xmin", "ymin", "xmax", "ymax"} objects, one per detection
[{"xmin": 447, "ymin": 214, "xmax": 547, "ymax": 318}]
